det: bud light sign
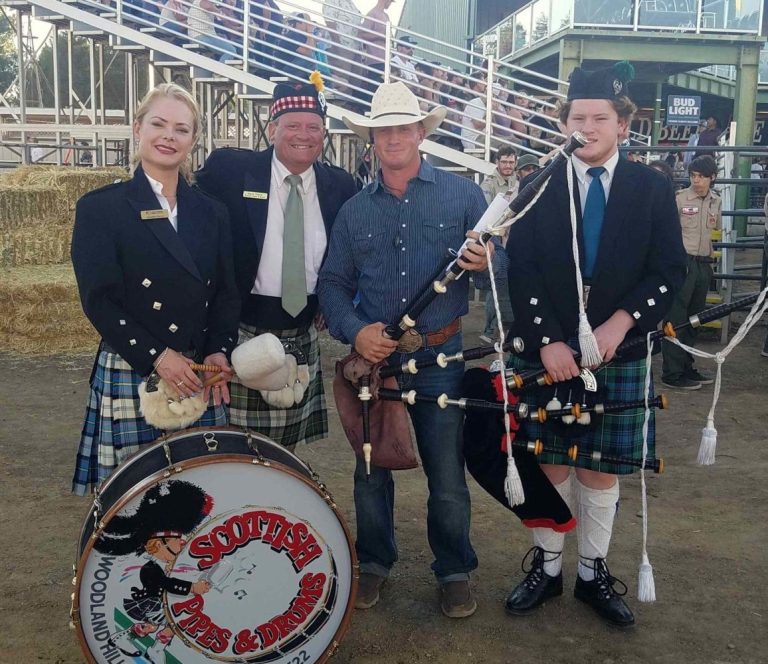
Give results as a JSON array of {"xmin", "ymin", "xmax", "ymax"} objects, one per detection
[{"xmin": 667, "ymin": 95, "xmax": 701, "ymax": 126}]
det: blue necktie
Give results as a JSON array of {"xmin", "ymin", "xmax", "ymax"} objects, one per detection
[{"xmin": 582, "ymin": 166, "xmax": 606, "ymax": 279}]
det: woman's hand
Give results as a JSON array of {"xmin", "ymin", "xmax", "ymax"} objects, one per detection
[
  {"xmin": 202, "ymin": 352, "xmax": 234, "ymax": 406},
  {"xmin": 154, "ymin": 348, "xmax": 203, "ymax": 399}
]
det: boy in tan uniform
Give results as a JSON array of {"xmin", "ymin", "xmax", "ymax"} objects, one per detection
[{"xmin": 661, "ymin": 155, "xmax": 721, "ymax": 389}]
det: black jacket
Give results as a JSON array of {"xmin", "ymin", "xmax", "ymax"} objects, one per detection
[
  {"xmin": 507, "ymin": 158, "xmax": 687, "ymax": 362},
  {"xmin": 196, "ymin": 146, "xmax": 357, "ymax": 330},
  {"xmin": 71, "ymin": 165, "xmax": 240, "ymax": 375}
]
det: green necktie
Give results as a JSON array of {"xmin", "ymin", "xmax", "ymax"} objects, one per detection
[{"xmin": 281, "ymin": 174, "xmax": 307, "ymax": 317}]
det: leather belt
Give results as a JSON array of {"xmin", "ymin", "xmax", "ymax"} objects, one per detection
[
  {"xmin": 396, "ymin": 319, "xmax": 461, "ymax": 353},
  {"xmin": 688, "ymin": 254, "xmax": 715, "ymax": 263}
]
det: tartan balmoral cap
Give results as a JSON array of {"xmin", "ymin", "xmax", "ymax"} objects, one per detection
[
  {"xmin": 567, "ymin": 61, "xmax": 635, "ymax": 101},
  {"xmin": 270, "ymin": 81, "xmax": 327, "ymax": 121}
]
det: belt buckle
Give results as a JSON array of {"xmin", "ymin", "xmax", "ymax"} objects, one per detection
[{"xmin": 396, "ymin": 329, "xmax": 423, "ymax": 353}]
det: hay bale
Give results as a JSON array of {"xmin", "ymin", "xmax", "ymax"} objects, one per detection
[
  {"xmin": 0, "ymin": 224, "xmax": 71, "ymax": 267},
  {"xmin": 0, "ymin": 264, "xmax": 98, "ymax": 354},
  {"xmin": 0, "ymin": 186, "xmax": 62, "ymax": 229},
  {"xmin": 0, "ymin": 166, "xmax": 129, "ymax": 230}
]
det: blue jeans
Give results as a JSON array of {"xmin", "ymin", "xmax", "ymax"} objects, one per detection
[
  {"xmin": 197, "ymin": 34, "xmax": 238, "ymax": 63},
  {"xmin": 354, "ymin": 333, "xmax": 478, "ymax": 583}
]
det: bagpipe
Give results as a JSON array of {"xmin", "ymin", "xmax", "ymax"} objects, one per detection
[{"xmin": 334, "ymin": 123, "xmax": 768, "ymax": 533}]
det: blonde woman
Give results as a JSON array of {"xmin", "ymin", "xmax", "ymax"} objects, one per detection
[{"xmin": 71, "ymin": 83, "xmax": 240, "ymax": 496}]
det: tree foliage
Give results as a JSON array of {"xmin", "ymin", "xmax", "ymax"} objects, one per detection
[
  {"xmin": 36, "ymin": 35, "xmax": 126, "ymax": 109},
  {"xmin": 0, "ymin": 14, "xmax": 17, "ymax": 99}
]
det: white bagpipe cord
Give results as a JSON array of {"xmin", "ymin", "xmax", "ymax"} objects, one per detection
[
  {"xmin": 664, "ymin": 285, "xmax": 768, "ymax": 465},
  {"xmin": 473, "ymin": 150, "xmax": 568, "ymax": 508},
  {"xmin": 480, "ymin": 237, "xmax": 524, "ymax": 507},
  {"xmin": 638, "ymin": 331, "xmax": 656, "ymax": 602},
  {"xmin": 564, "ymin": 162, "xmax": 603, "ymax": 368}
]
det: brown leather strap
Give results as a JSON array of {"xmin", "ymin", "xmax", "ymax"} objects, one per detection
[
  {"xmin": 424, "ymin": 318, "xmax": 461, "ymax": 347},
  {"xmin": 396, "ymin": 319, "xmax": 461, "ymax": 353}
]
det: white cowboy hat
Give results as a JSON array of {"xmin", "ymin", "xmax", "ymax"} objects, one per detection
[{"xmin": 343, "ymin": 82, "xmax": 447, "ymax": 140}]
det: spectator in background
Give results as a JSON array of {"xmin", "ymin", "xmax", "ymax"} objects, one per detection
[
  {"xmin": 390, "ymin": 36, "xmax": 419, "ymax": 90},
  {"xmin": 159, "ymin": 0, "xmax": 188, "ymax": 44},
  {"xmin": 508, "ymin": 90, "xmax": 532, "ymax": 148},
  {"xmin": 694, "ymin": 115, "xmax": 721, "ymax": 158},
  {"xmin": 661, "ymin": 155, "xmax": 721, "ymax": 390},
  {"xmin": 322, "ymin": 0, "xmax": 361, "ymax": 92},
  {"xmin": 248, "ymin": 0, "xmax": 284, "ymax": 76},
  {"xmin": 481, "ymin": 145, "xmax": 518, "ymax": 204},
  {"xmin": 188, "ymin": 0, "xmax": 238, "ymax": 62},
  {"xmin": 218, "ymin": 0, "xmax": 242, "ymax": 54},
  {"xmin": 78, "ymin": 141, "xmax": 94, "ymax": 167},
  {"xmin": 515, "ymin": 153, "xmax": 540, "ymax": 180},
  {"xmin": 282, "ymin": 12, "xmax": 316, "ymax": 80},
  {"xmin": 529, "ymin": 98, "xmax": 564, "ymax": 150},
  {"xmin": 461, "ymin": 74, "xmax": 487, "ymax": 150},
  {"xmin": 360, "ymin": 0, "xmax": 394, "ymax": 101}
]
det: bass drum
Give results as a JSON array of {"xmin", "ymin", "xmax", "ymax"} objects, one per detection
[{"xmin": 73, "ymin": 427, "xmax": 357, "ymax": 664}]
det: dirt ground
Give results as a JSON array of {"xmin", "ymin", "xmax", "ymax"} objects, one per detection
[{"xmin": 1, "ymin": 300, "xmax": 767, "ymax": 664}]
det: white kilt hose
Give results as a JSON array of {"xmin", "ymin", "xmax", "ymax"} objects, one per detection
[{"xmin": 229, "ymin": 323, "xmax": 327, "ymax": 447}]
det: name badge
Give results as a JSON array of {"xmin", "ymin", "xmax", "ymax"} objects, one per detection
[
  {"xmin": 140, "ymin": 209, "xmax": 169, "ymax": 220},
  {"xmin": 243, "ymin": 191, "xmax": 268, "ymax": 200},
  {"xmin": 681, "ymin": 206, "xmax": 698, "ymax": 215}
]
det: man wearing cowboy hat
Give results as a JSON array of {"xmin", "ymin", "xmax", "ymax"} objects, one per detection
[{"xmin": 318, "ymin": 82, "xmax": 490, "ymax": 619}]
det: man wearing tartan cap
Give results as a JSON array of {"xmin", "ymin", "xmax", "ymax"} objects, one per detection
[
  {"xmin": 504, "ymin": 62, "xmax": 686, "ymax": 627},
  {"xmin": 197, "ymin": 73, "xmax": 356, "ymax": 449}
]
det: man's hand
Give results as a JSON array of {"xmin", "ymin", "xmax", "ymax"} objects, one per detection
[
  {"xmin": 354, "ymin": 322, "xmax": 398, "ymax": 364},
  {"xmin": 592, "ymin": 310, "xmax": 635, "ymax": 364},
  {"xmin": 457, "ymin": 230, "xmax": 492, "ymax": 272},
  {"xmin": 540, "ymin": 342, "xmax": 580, "ymax": 382}
]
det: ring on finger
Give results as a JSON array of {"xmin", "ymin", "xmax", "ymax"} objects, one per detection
[{"xmin": 176, "ymin": 380, "xmax": 185, "ymax": 387}]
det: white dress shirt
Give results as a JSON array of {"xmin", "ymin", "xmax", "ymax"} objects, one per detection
[
  {"xmin": 252, "ymin": 154, "xmax": 327, "ymax": 297},
  {"xmin": 144, "ymin": 171, "xmax": 178, "ymax": 231},
  {"xmin": 571, "ymin": 149, "xmax": 619, "ymax": 214}
]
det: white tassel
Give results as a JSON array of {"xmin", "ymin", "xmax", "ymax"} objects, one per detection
[
  {"xmin": 637, "ymin": 332, "xmax": 656, "ymax": 603},
  {"xmin": 697, "ymin": 419, "xmax": 718, "ymax": 465},
  {"xmin": 637, "ymin": 552, "xmax": 656, "ymax": 603},
  {"xmin": 578, "ymin": 312, "xmax": 603, "ymax": 367},
  {"xmin": 504, "ymin": 454, "xmax": 525, "ymax": 507}
]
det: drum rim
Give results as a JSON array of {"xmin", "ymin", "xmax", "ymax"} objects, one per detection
[
  {"xmin": 93, "ymin": 426, "xmax": 307, "ymax": 498},
  {"xmin": 73, "ymin": 453, "xmax": 358, "ymax": 664},
  {"xmin": 76, "ymin": 426, "xmax": 310, "ymax": 559}
]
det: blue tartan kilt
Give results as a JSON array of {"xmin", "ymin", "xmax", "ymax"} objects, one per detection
[
  {"xmin": 507, "ymin": 355, "xmax": 656, "ymax": 475},
  {"xmin": 72, "ymin": 350, "xmax": 227, "ymax": 496}
]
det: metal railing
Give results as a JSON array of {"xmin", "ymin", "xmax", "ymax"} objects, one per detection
[
  {"xmin": 32, "ymin": 0, "xmax": 584, "ymax": 160},
  {"xmin": 475, "ymin": 0, "xmax": 764, "ymax": 65}
]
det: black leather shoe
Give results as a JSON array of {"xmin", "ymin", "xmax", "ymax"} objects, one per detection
[
  {"xmin": 504, "ymin": 546, "xmax": 563, "ymax": 616},
  {"xmin": 574, "ymin": 558, "xmax": 635, "ymax": 628}
]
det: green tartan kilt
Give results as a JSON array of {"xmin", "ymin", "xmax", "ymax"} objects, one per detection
[
  {"xmin": 507, "ymin": 355, "xmax": 655, "ymax": 475},
  {"xmin": 229, "ymin": 323, "xmax": 327, "ymax": 448}
]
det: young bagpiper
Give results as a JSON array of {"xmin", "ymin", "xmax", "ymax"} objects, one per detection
[
  {"xmin": 504, "ymin": 62, "xmax": 686, "ymax": 627},
  {"xmin": 661, "ymin": 155, "xmax": 722, "ymax": 389}
]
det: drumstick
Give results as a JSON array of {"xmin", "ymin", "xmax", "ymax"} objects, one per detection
[
  {"xmin": 190, "ymin": 363, "xmax": 221, "ymax": 373},
  {"xmin": 203, "ymin": 373, "xmax": 225, "ymax": 388}
]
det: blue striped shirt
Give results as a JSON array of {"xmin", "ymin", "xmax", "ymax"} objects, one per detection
[{"xmin": 318, "ymin": 160, "xmax": 488, "ymax": 345}]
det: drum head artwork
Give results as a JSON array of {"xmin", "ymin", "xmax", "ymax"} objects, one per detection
[{"xmin": 74, "ymin": 454, "xmax": 356, "ymax": 664}]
